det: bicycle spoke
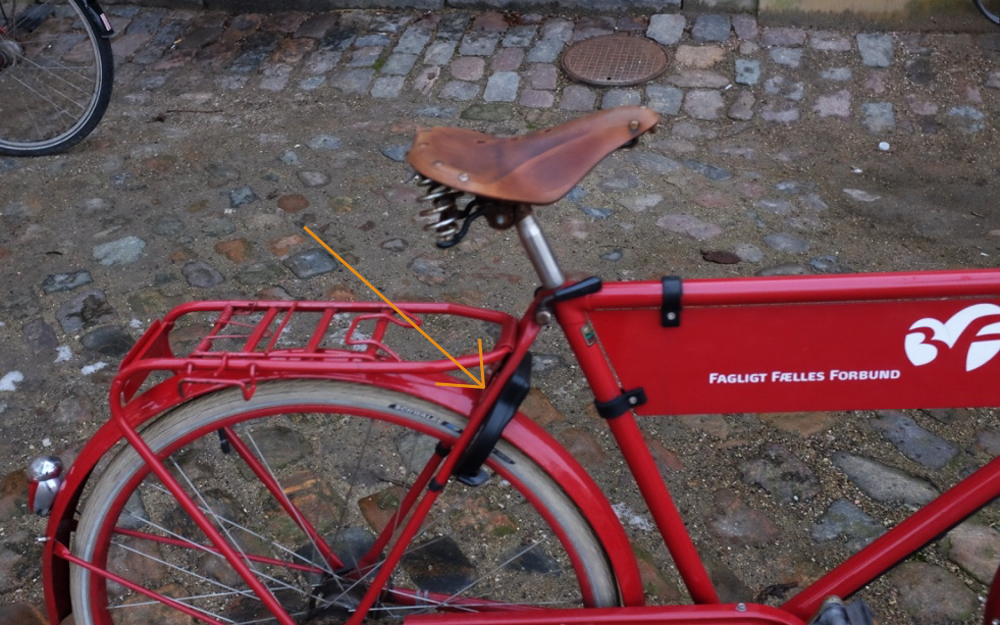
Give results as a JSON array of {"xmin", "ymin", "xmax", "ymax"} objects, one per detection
[
  {"xmin": 71, "ymin": 383, "xmax": 616, "ymax": 622},
  {"xmin": 141, "ymin": 483, "xmax": 334, "ymax": 575},
  {"xmin": 0, "ymin": 0, "xmax": 112, "ymax": 154},
  {"xmin": 239, "ymin": 426, "xmax": 341, "ymax": 576},
  {"xmin": 117, "ymin": 509, "xmax": 321, "ymax": 604}
]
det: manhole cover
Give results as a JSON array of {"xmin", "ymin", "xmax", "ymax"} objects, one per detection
[{"xmin": 561, "ymin": 34, "xmax": 669, "ymax": 87}]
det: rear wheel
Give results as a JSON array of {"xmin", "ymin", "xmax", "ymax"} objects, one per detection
[
  {"xmin": 0, "ymin": 0, "xmax": 113, "ymax": 156},
  {"xmin": 69, "ymin": 381, "xmax": 620, "ymax": 623}
]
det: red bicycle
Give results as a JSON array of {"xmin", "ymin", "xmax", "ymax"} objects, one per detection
[{"xmin": 29, "ymin": 106, "xmax": 1000, "ymax": 624}]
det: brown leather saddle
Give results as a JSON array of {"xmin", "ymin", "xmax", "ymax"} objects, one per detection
[{"xmin": 407, "ymin": 106, "xmax": 660, "ymax": 206}]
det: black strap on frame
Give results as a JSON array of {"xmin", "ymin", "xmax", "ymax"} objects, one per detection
[
  {"xmin": 594, "ymin": 387, "xmax": 647, "ymax": 419},
  {"xmin": 661, "ymin": 276, "xmax": 682, "ymax": 327}
]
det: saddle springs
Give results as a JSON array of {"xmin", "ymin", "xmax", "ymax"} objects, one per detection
[{"xmin": 412, "ymin": 173, "xmax": 516, "ymax": 248}]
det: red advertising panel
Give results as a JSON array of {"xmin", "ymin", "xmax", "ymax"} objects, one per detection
[{"xmin": 589, "ymin": 297, "xmax": 1000, "ymax": 415}]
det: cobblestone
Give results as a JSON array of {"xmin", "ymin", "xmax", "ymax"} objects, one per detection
[
  {"xmin": 735, "ymin": 58, "xmax": 761, "ymax": 85},
  {"xmin": 646, "ymin": 14, "xmax": 685, "ymax": 46},
  {"xmin": 857, "ymin": 33, "xmax": 894, "ymax": 67},
  {"xmin": 691, "ymin": 15, "xmax": 731, "ymax": 43},
  {"xmin": 4, "ymin": 6, "xmax": 1000, "ymax": 623}
]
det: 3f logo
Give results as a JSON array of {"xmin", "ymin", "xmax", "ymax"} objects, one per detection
[{"xmin": 905, "ymin": 304, "xmax": 1000, "ymax": 372}]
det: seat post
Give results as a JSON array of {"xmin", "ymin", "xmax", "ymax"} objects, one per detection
[{"xmin": 515, "ymin": 208, "xmax": 565, "ymax": 290}]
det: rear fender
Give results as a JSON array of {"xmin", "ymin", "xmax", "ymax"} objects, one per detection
[{"xmin": 42, "ymin": 374, "xmax": 641, "ymax": 621}]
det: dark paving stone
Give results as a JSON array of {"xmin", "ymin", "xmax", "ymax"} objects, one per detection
[
  {"xmin": 628, "ymin": 152, "xmax": 682, "ymax": 175},
  {"xmin": 702, "ymin": 553, "xmax": 752, "ymax": 602},
  {"xmin": 152, "ymin": 215, "xmax": 184, "ymax": 236},
  {"xmin": 811, "ymin": 498, "xmax": 885, "ymax": 552},
  {"xmin": 809, "ymin": 255, "xmax": 851, "ymax": 273},
  {"xmin": 764, "ymin": 232, "xmax": 810, "ymax": 253},
  {"xmin": 204, "ymin": 162, "xmax": 241, "ymax": 187},
  {"xmin": 202, "ymin": 217, "xmax": 236, "ymax": 237},
  {"xmin": 41, "ymin": 271, "xmax": 93, "ymax": 294},
  {"xmin": 577, "ymin": 206, "xmax": 613, "ymax": 219},
  {"xmin": 683, "ymin": 160, "xmax": 732, "ymax": 181},
  {"xmin": 459, "ymin": 103, "xmax": 514, "ymax": 121},
  {"xmin": 504, "ymin": 547, "xmax": 561, "ymax": 574},
  {"xmin": 284, "ymin": 249, "xmax": 338, "ymax": 279},
  {"xmin": 80, "ymin": 326, "xmax": 135, "ymax": 357},
  {"xmin": 228, "ymin": 185, "xmax": 259, "ymax": 208},
  {"xmin": 905, "ymin": 57, "xmax": 935, "ymax": 85},
  {"xmin": 237, "ymin": 262, "xmax": 287, "ymax": 285},
  {"xmin": 691, "ymin": 14, "xmax": 731, "ymax": 43},
  {"xmin": 941, "ymin": 523, "xmax": 1000, "ymax": 585},
  {"xmin": 401, "ymin": 536, "xmax": 476, "ymax": 594},
  {"xmin": 56, "ymin": 289, "xmax": 117, "ymax": 334},
  {"xmin": 741, "ymin": 443, "xmax": 819, "ymax": 503},
  {"xmin": 21, "ymin": 319, "xmax": 58, "ymax": 357},
  {"xmin": 708, "ymin": 488, "xmax": 780, "ymax": 546},
  {"xmin": 227, "ymin": 32, "xmax": 283, "ymax": 73},
  {"xmin": 832, "ymin": 452, "xmax": 937, "ymax": 505},
  {"xmin": 93, "ymin": 236, "xmax": 146, "ymax": 266},
  {"xmin": 890, "ymin": 562, "xmax": 978, "ymax": 622},
  {"xmin": 871, "ymin": 410, "xmax": 958, "ymax": 470},
  {"xmin": 182, "ymin": 260, "xmax": 225, "ymax": 288},
  {"xmin": 317, "ymin": 27, "xmax": 356, "ymax": 52}
]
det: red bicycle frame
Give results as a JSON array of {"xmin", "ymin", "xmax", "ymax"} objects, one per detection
[
  {"xmin": 552, "ymin": 269, "xmax": 1000, "ymax": 622},
  {"xmin": 37, "ymin": 259, "xmax": 1000, "ymax": 622}
]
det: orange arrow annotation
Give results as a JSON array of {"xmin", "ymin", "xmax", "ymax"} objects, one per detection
[{"xmin": 303, "ymin": 227, "xmax": 486, "ymax": 389}]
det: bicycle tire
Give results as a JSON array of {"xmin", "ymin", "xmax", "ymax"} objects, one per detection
[
  {"xmin": 974, "ymin": 0, "xmax": 1000, "ymax": 26},
  {"xmin": 69, "ymin": 380, "xmax": 620, "ymax": 623},
  {"xmin": 0, "ymin": 0, "xmax": 113, "ymax": 156}
]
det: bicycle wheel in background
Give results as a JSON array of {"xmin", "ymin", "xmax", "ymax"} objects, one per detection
[
  {"xmin": 0, "ymin": 0, "xmax": 113, "ymax": 156},
  {"xmin": 975, "ymin": 0, "xmax": 1000, "ymax": 26},
  {"xmin": 69, "ymin": 381, "xmax": 620, "ymax": 623}
]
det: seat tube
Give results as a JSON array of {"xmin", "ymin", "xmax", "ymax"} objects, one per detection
[{"xmin": 516, "ymin": 208, "xmax": 565, "ymax": 290}]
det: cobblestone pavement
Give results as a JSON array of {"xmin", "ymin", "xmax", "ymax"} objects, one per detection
[{"xmin": 2, "ymin": 5, "xmax": 1000, "ymax": 623}]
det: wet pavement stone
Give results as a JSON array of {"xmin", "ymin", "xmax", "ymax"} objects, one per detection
[
  {"xmin": 657, "ymin": 214, "xmax": 723, "ymax": 241},
  {"xmin": 871, "ymin": 410, "xmax": 958, "ymax": 469},
  {"xmin": 93, "ymin": 236, "xmax": 146, "ymax": 266},
  {"xmin": 741, "ymin": 443, "xmax": 820, "ymax": 503},
  {"xmin": 646, "ymin": 14, "xmax": 685, "ymax": 45},
  {"xmin": 56, "ymin": 289, "xmax": 117, "ymax": 333},
  {"xmin": 691, "ymin": 15, "xmax": 730, "ymax": 43},
  {"xmin": 762, "ymin": 27, "xmax": 807, "ymax": 47},
  {"xmin": 402, "ymin": 536, "xmax": 476, "ymax": 594},
  {"xmin": 41, "ymin": 271, "xmax": 93, "ymax": 294},
  {"xmin": 940, "ymin": 523, "xmax": 1000, "ymax": 585},
  {"xmin": 708, "ymin": 489, "xmax": 780, "ymax": 546},
  {"xmin": 832, "ymin": 452, "xmax": 938, "ymax": 505},
  {"xmin": 80, "ymin": 326, "xmax": 136, "ymax": 357},
  {"xmin": 182, "ymin": 260, "xmax": 225, "ymax": 288},
  {"xmin": 857, "ymin": 33, "xmax": 894, "ymax": 67},
  {"xmin": 890, "ymin": 562, "xmax": 978, "ymax": 622},
  {"xmin": 283, "ymin": 249, "xmax": 338, "ymax": 279},
  {"xmin": 735, "ymin": 58, "xmax": 761, "ymax": 85},
  {"xmin": 811, "ymin": 498, "xmax": 886, "ymax": 551}
]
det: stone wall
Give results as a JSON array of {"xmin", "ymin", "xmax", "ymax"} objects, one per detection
[
  {"xmin": 100, "ymin": 0, "xmax": 996, "ymax": 30},
  {"xmin": 758, "ymin": 0, "xmax": 992, "ymax": 30}
]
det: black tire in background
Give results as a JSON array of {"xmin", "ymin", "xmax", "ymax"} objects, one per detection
[
  {"xmin": 974, "ymin": 0, "xmax": 1000, "ymax": 26},
  {"xmin": 0, "ymin": 0, "xmax": 113, "ymax": 156}
]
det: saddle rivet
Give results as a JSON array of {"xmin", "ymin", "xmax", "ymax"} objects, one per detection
[
  {"xmin": 458, "ymin": 172, "xmax": 469, "ymax": 182},
  {"xmin": 433, "ymin": 160, "xmax": 443, "ymax": 167},
  {"xmin": 629, "ymin": 120, "xmax": 640, "ymax": 130}
]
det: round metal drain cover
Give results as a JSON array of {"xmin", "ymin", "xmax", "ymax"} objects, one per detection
[{"xmin": 561, "ymin": 34, "xmax": 668, "ymax": 87}]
